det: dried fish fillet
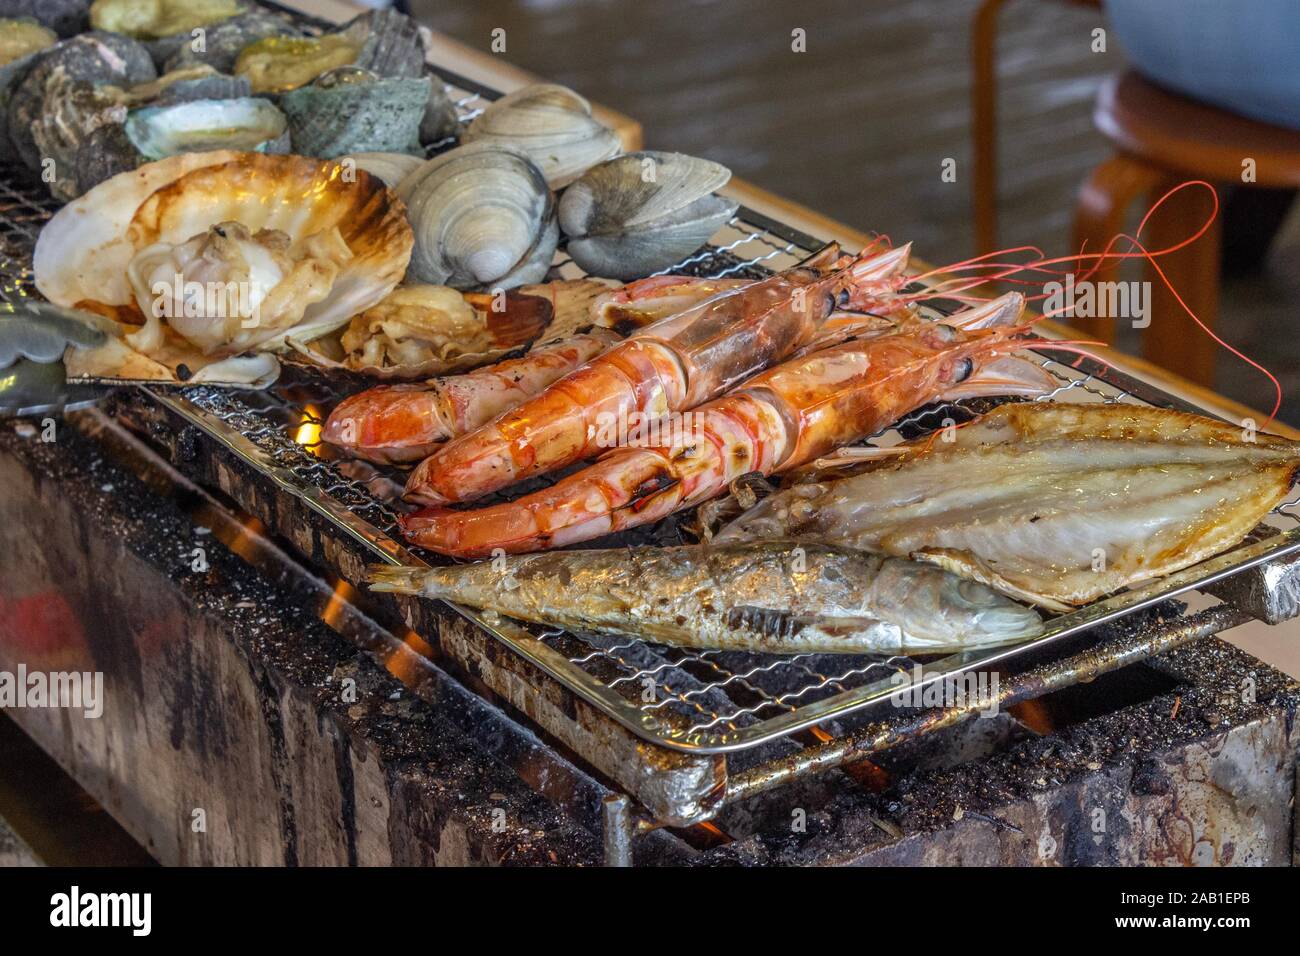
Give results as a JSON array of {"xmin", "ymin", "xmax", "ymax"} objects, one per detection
[{"xmin": 717, "ymin": 403, "xmax": 1300, "ymax": 610}]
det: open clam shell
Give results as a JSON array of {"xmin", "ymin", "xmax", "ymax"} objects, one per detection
[
  {"xmin": 33, "ymin": 151, "xmax": 413, "ymax": 385},
  {"xmin": 558, "ymin": 150, "xmax": 739, "ymax": 281},
  {"xmin": 396, "ymin": 142, "xmax": 560, "ymax": 290},
  {"xmin": 280, "ymin": 66, "xmax": 428, "ymax": 159},
  {"xmin": 463, "ymin": 83, "xmax": 621, "ymax": 188},
  {"xmin": 285, "ymin": 285, "xmax": 552, "ymax": 381},
  {"xmin": 125, "ymin": 96, "xmax": 288, "ymax": 160}
]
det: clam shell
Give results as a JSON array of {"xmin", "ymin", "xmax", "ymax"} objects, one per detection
[
  {"xmin": 125, "ymin": 96, "xmax": 288, "ymax": 160},
  {"xmin": 34, "ymin": 152, "xmax": 413, "ymax": 362},
  {"xmin": 7, "ymin": 30, "xmax": 155, "ymax": 169},
  {"xmin": 0, "ymin": 1, "xmax": 90, "ymax": 38},
  {"xmin": 280, "ymin": 68, "xmax": 428, "ymax": 159},
  {"xmin": 463, "ymin": 84, "xmax": 621, "ymax": 188},
  {"xmin": 162, "ymin": 9, "xmax": 302, "ymax": 74},
  {"xmin": 341, "ymin": 150, "xmax": 424, "ymax": 187},
  {"xmin": 559, "ymin": 151, "xmax": 739, "ymax": 280},
  {"xmin": 396, "ymin": 142, "xmax": 559, "ymax": 290}
]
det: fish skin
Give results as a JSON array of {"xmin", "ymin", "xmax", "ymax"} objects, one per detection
[
  {"xmin": 368, "ymin": 541, "xmax": 1043, "ymax": 655},
  {"xmin": 717, "ymin": 403, "xmax": 1300, "ymax": 609}
]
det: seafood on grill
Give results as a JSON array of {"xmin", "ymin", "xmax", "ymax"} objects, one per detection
[
  {"xmin": 559, "ymin": 151, "xmax": 740, "ymax": 280},
  {"xmin": 322, "ymin": 275, "xmax": 738, "ymax": 462},
  {"xmin": 716, "ymin": 402, "xmax": 1300, "ymax": 610},
  {"xmin": 32, "ymin": 150, "xmax": 412, "ymax": 384},
  {"xmin": 289, "ymin": 284, "xmax": 552, "ymax": 380},
  {"xmin": 368, "ymin": 542, "xmax": 1044, "ymax": 655},
  {"xmin": 160, "ymin": 9, "xmax": 302, "ymax": 74},
  {"xmin": 341, "ymin": 150, "xmax": 424, "ymax": 187},
  {"xmin": 395, "ymin": 142, "xmax": 559, "ymax": 290},
  {"xmin": 89, "ymin": 0, "xmax": 241, "ymax": 48},
  {"xmin": 462, "ymin": 84, "xmax": 621, "ymax": 189},
  {"xmin": 400, "ymin": 294, "xmax": 1059, "ymax": 556},
  {"xmin": 402, "ymin": 240, "xmax": 912, "ymax": 506},
  {"xmin": 123, "ymin": 95, "xmax": 288, "ymax": 159}
]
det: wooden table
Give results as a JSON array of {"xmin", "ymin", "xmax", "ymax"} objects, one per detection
[{"xmin": 286, "ymin": 0, "xmax": 1300, "ymax": 675}]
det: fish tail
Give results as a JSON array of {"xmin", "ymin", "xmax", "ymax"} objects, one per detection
[{"xmin": 366, "ymin": 564, "xmax": 441, "ymax": 597}]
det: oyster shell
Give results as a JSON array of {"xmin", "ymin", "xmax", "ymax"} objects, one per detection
[
  {"xmin": 162, "ymin": 9, "xmax": 301, "ymax": 74},
  {"xmin": 33, "ymin": 151, "xmax": 413, "ymax": 384},
  {"xmin": 0, "ymin": 1, "xmax": 90, "ymax": 38},
  {"xmin": 29, "ymin": 72, "xmax": 127, "ymax": 200},
  {"xmin": 287, "ymin": 284, "xmax": 552, "ymax": 380},
  {"xmin": 396, "ymin": 143, "xmax": 560, "ymax": 290},
  {"xmin": 341, "ymin": 150, "xmax": 424, "ymax": 187},
  {"xmin": 234, "ymin": 32, "xmax": 361, "ymax": 95},
  {"xmin": 128, "ymin": 64, "xmax": 251, "ymax": 105},
  {"xmin": 420, "ymin": 76, "xmax": 459, "ymax": 146},
  {"xmin": 463, "ymin": 84, "xmax": 621, "ymax": 188},
  {"xmin": 7, "ymin": 30, "xmax": 155, "ymax": 169},
  {"xmin": 558, "ymin": 151, "xmax": 739, "ymax": 280},
  {"xmin": 279, "ymin": 66, "xmax": 428, "ymax": 159},
  {"xmin": 125, "ymin": 96, "xmax": 288, "ymax": 160},
  {"xmin": 0, "ymin": 17, "xmax": 57, "ymax": 162}
]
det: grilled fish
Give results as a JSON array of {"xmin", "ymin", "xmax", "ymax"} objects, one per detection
[
  {"xmin": 717, "ymin": 403, "xmax": 1300, "ymax": 610},
  {"xmin": 368, "ymin": 541, "xmax": 1043, "ymax": 655}
]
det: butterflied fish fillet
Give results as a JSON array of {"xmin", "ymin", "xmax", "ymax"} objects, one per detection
[
  {"xmin": 368, "ymin": 541, "xmax": 1043, "ymax": 655},
  {"xmin": 716, "ymin": 403, "xmax": 1300, "ymax": 610}
]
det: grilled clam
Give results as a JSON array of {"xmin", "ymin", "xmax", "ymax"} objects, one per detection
[
  {"xmin": 340, "ymin": 150, "xmax": 424, "ymax": 187},
  {"xmin": 558, "ymin": 151, "xmax": 739, "ymax": 280},
  {"xmin": 287, "ymin": 284, "xmax": 552, "ymax": 379},
  {"xmin": 33, "ymin": 151, "xmax": 413, "ymax": 385},
  {"xmin": 279, "ymin": 66, "xmax": 428, "ymax": 159},
  {"xmin": 463, "ymin": 84, "xmax": 620, "ymax": 188},
  {"xmin": 396, "ymin": 143, "xmax": 560, "ymax": 290},
  {"xmin": 161, "ymin": 9, "xmax": 301, "ymax": 74}
]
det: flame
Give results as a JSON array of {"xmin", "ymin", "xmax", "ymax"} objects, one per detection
[
  {"xmin": 320, "ymin": 579, "xmax": 355, "ymax": 630},
  {"xmin": 294, "ymin": 403, "xmax": 324, "ymax": 452},
  {"xmin": 1008, "ymin": 699, "xmax": 1055, "ymax": 735},
  {"xmin": 385, "ymin": 629, "xmax": 436, "ymax": 685}
]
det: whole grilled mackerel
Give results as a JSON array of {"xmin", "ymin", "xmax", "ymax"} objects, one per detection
[{"xmin": 368, "ymin": 542, "xmax": 1042, "ymax": 655}]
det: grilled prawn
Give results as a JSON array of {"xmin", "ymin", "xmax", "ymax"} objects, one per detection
[
  {"xmin": 323, "ymin": 274, "xmax": 756, "ymax": 463},
  {"xmin": 402, "ymin": 241, "xmax": 912, "ymax": 505},
  {"xmin": 400, "ymin": 294, "xmax": 1055, "ymax": 557}
]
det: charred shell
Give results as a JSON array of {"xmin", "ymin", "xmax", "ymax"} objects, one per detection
[
  {"xmin": 279, "ymin": 66, "xmax": 427, "ymax": 159},
  {"xmin": 559, "ymin": 151, "xmax": 739, "ymax": 280},
  {"xmin": 125, "ymin": 96, "xmax": 288, "ymax": 160},
  {"xmin": 463, "ymin": 83, "xmax": 620, "ymax": 188},
  {"xmin": 7, "ymin": 30, "xmax": 155, "ymax": 168},
  {"xmin": 396, "ymin": 142, "xmax": 560, "ymax": 290}
]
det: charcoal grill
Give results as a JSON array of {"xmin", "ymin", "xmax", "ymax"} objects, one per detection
[{"xmin": 2, "ymin": 0, "xmax": 1299, "ymax": 862}]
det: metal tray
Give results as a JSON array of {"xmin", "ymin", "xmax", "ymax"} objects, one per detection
[{"xmin": 2, "ymin": 0, "xmax": 1297, "ymax": 758}]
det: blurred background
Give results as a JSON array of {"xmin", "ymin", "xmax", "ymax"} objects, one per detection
[{"xmin": 408, "ymin": 0, "xmax": 1300, "ymax": 423}]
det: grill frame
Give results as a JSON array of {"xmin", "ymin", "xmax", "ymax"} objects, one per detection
[{"xmin": 1, "ymin": 1, "xmax": 1298, "ymax": 825}]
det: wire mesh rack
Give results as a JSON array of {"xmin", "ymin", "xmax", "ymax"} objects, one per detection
[{"xmin": 2, "ymin": 0, "xmax": 1298, "ymax": 757}]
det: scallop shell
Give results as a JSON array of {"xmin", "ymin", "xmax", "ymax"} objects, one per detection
[
  {"xmin": 7, "ymin": 30, "xmax": 155, "ymax": 169},
  {"xmin": 463, "ymin": 84, "xmax": 621, "ymax": 188},
  {"xmin": 558, "ymin": 151, "xmax": 739, "ymax": 281},
  {"xmin": 280, "ymin": 67, "xmax": 428, "ymax": 159},
  {"xmin": 285, "ymin": 286, "xmax": 552, "ymax": 381},
  {"xmin": 125, "ymin": 96, "xmax": 288, "ymax": 160},
  {"xmin": 396, "ymin": 142, "xmax": 560, "ymax": 290},
  {"xmin": 340, "ymin": 150, "xmax": 424, "ymax": 187},
  {"xmin": 33, "ymin": 151, "xmax": 413, "ymax": 384}
]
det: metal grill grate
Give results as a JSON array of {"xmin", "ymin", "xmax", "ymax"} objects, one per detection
[{"xmin": 3, "ymin": 1, "xmax": 1299, "ymax": 757}]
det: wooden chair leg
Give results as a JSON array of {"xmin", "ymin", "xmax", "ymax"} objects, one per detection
[
  {"xmin": 1070, "ymin": 152, "xmax": 1164, "ymax": 343},
  {"xmin": 1142, "ymin": 176, "xmax": 1221, "ymax": 386},
  {"xmin": 971, "ymin": 0, "xmax": 1011, "ymax": 256}
]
